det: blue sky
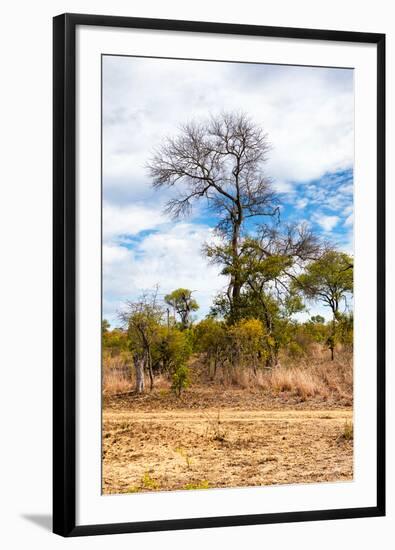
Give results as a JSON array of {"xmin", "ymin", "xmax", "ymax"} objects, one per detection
[{"xmin": 102, "ymin": 56, "xmax": 354, "ymax": 326}]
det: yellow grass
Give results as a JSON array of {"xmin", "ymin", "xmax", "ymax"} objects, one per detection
[
  {"xmin": 103, "ymin": 351, "xmax": 352, "ymax": 402},
  {"xmin": 263, "ymin": 367, "xmax": 327, "ymax": 400},
  {"xmin": 103, "ymin": 354, "xmax": 133, "ymax": 395}
]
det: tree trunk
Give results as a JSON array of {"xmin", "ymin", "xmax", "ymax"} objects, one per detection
[
  {"xmin": 147, "ymin": 350, "xmax": 154, "ymax": 391},
  {"xmin": 134, "ymin": 354, "xmax": 145, "ymax": 393},
  {"xmin": 330, "ymin": 310, "xmax": 337, "ymax": 361},
  {"xmin": 230, "ymin": 215, "xmax": 242, "ymax": 321}
]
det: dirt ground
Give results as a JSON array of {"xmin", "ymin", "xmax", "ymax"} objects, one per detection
[{"xmin": 102, "ymin": 406, "xmax": 353, "ymax": 494}]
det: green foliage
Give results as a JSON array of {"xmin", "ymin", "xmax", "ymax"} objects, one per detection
[
  {"xmin": 341, "ymin": 421, "xmax": 353, "ymax": 441},
  {"xmin": 152, "ymin": 326, "xmax": 192, "ymax": 373},
  {"xmin": 336, "ymin": 312, "xmax": 354, "ymax": 348},
  {"xmin": 295, "ymin": 251, "xmax": 353, "ymax": 359},
  {"xmin": 102, "ymin": 319, "xmax": 110, "ymax": 334},
  {"xmin": 141, "ymin": 472, "xmax": 159, "ymax": 490},
  {"xmin": 171, "ymin": 364, "xmax": 190, "ymax": 397},
  {"xmin": 228, "ymin": 319, "xmax": 267, "ymax": 369},
  {"xmin": 307, "ymin": 317, "xmax": 327, "ymax": 342},
  {"xmin": 296, "ymin": 251, "xmax": 353, "ymax": 315},
  {"xmin": 102, "ymin": 328, "xmax": 129, "ymax": 355},
  {"xmin": 183, "ymin": 480, "xmax": 210, "ymax": 490},
  {"xmin": 311, "ymin": 315, "xmax": 325, "ymax": 324},
  {"xmin": 287, "ymin": 341, "xmax": 305, "ymax": 359},
  {"xmin": 194, "ymin": 318, "xmax": 226, "ymax": 354},
  {"xmin": 165, "ymin": 288, "xmax": 199, "ymax": 329},
  {"xmin": 120, "ymin": 292, "xmax": 165, "ymax": 391},
  {"xmin": 127, "ymin": 308, "xmax": 163, "ymax": 357}
]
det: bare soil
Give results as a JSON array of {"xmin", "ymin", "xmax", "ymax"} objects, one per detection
[{"xmin": 102, "ymin": 402, "xmax": 353, "ymax": 494}]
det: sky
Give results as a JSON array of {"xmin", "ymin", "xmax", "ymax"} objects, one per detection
[{"xmin": 102, "ymin": 55, "xmax": 354, "ymax": 327}]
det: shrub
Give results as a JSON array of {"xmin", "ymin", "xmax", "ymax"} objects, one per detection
[
  {"xmin": 227, "ymin": 318, "xmax": 267, "ymax": 371},
  {"xmin": 287, "ymin": 341, "xmax": 305, "ymax": 359},
  {"xmin": 341, "ymin": 421, "xmax": 353, "ymax": 441},
  {"xmin": 152, "ymin": 326, "xmax": 192, "ymax": 374},
  {"xmin": 193, "ymin": 318, "xmax": 229, "ymax": 378},
  {"xmin": 141, "ymin": 472, "xmax": 159, "ymax": 490},
  {"xmin": 171, "ymin": 364, "xmax": 190, "ymax": 397},
  {"xmin": 183, "ymin": 480, "xmax": 210, "ymax": 490}
]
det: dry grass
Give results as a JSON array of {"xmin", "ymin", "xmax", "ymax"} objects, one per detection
[
  {"xmin": 103, "ymin": 370, "xmax": 132, "ymax": 395},
  {"xmin": 102, "ymin": 354, "xmax": 133, "ymax": 395},
  {"xmin": 207, "ymin": 350, "xmax": 352, "ymax": 403},
  {"xmin": 261, "ymin": 367, "xmax": 327, "ymax": 400},
  {"xmin": 103, "ymin": 356, "xmax": 353, "ymax": 415}
]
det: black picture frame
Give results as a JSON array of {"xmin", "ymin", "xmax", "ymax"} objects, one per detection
[{"xmin": 53, "ymin": 13, "xmax": 386, "ymax": 537}]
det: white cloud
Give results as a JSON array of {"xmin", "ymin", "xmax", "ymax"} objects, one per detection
[
  {"xmin": 344, "ymin": 213, "xmax": 354, "ymax": 227},
  {"xmin": 273, "ymin": 180, "xmax": 294, "ymax": 194},
  {"xmin": 103, "ymin": 57, "xmax": 354, "ymax": 203},
  {"xmin": 102, "ymin": 222, "xmax": 227, "ymax": 326},
  {"xmin": 295, "ymin": 198, "xmax": 309, "ymax": 209},
  {"xmin": 313, "ymin": 214, "xmax": 340, "ymax": 232},
  {"xmin": 103, "ymin": 202, "xmax": 168, "ymax": 242}
]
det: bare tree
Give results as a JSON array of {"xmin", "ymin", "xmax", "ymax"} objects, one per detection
[{"xmin": 147, "ymin": 112, "xmax": 278, "ymax": 319}]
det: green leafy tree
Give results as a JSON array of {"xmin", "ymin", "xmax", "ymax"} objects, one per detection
[
  {"xmin": 164, "ymin": 288, "xmax": 199, "ymax": 329},
  {"xmin": 194, "ymin": 318, "xmax": 228, "ymax": 379},
  {"xmin": 205, "ymin": 222, "xmax": 320, "ymax": 325},
  {"xmin": 171, "ymin": 365, "xmax": 190, "ymax": 397},
  {"xmin": 228, "ymin": 318, "xmax": 266, "ymax": 373},
  {"xmin": 295, "ymin": 251, "xmax": 353, "ymax": 359},
  {"xmin": 311, "ymin": 315, "xmax": 325, "ymax": 324},
  {"xmin": 102, "ymin": 319, "xmax": 110, "ymax": 335},
  {"xmin": 300, "ymin": 316, "xmax": 328, "ymax": 346},
  {"xmin": 152, "ymin": 326, "xmax": 192, "ymax": 374},
  {"xmin": 208, "ymin": 223, "xmax": 320, "ymax": 365}
]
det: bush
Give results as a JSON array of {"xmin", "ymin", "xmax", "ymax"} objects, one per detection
[
  {"xmin": 152, "ymin": 326, "xmax": 192, "ymax": 374},
  {"xmin": 228, "ymin": 318, "xmax": 267, "ymax": 370},
  {"xmin": 287, "ymin": 341, "xmax": 305, "ymax": 359},
  {"xmin": 102, "ymin": 328, "xmax": 129, "ymax": 355},
  {"xmin": 193, "ymin": 318, "xmax": 228, "ymax": 378},
  {"xmin": 171, "ymin": 364, "xmax": 190, "ymax": 397}
]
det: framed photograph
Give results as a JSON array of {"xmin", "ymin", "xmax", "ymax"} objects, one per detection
[{"xmin": 53, "ymin": 13, "xmax": 385, "ymax": 537}]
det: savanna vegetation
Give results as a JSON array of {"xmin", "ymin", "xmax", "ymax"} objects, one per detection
[{"xmin": 102, "ymin": 113, "xmax": 353, "ymax": 493}]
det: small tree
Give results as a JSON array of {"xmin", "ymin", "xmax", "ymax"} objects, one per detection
[
  {"xmin": 164, "ymin": 288, "xmax": 199, "ymax": 329},
  {"xmin": 119, "ymin": 291, "xmax": 164, "ymax": 392},
  {"xmin": 194, "ymin": 318, "xmax": 228, "ymax": 379},
  {"xmin": 171, "ymin": 365, "xmax": 190, "ymax": 397},
  {"xmin": 295, "ymin": 251, "xmax": 353, "ymax": 359},
  {"xmin": 228, "ymin": 318, "xmax": 266, "ymax": 373},
  {"xmin": 152, "ymin": 326, "xmax": 192, "ymax": 374},
  {"xmin": 102, "ymin": 319, "xmax": 110, "ymax": 335}
]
